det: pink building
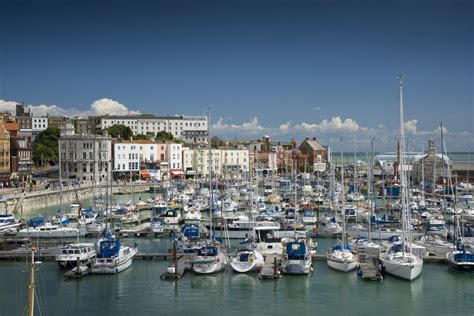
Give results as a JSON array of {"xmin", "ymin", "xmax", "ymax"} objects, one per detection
[{"xmin": 156, "ymin": 142, "xmax": 167, "ymax": 162}]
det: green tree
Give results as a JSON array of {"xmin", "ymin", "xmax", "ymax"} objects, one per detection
[
  {"xmin": 106, "ymin": 124, "xmax": 133, "ymax": 140},
  {"xmin": 133, "ymin": 134, "xmax": 149, "ymax": 140},
  {"xmin": 32, "ymin": 127, "xmax": 60, "ymax": 165},
  {"xmin": 211, "ymin": 136, "xmax": 223, "ymax": 148},
  {"xmin": 155, "ymin": 131, "xmax": 174, "ymax": 142}
]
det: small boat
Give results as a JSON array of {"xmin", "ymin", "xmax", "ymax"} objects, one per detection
[
  {"xmin": 64, "ymin": 265, "xmax": 90, "ymax": 278},
  {"xmin": 55, "ymin": 243, "xmax": 96, "ymax": 269},
  {"xmin": 158, "ymin": 208, "xmax": 182, "ymax": 225},
  {"xmin": 150, "ymin": 218, "xmax": 165, "ymax": 234},
  {"xmin": 323, "ymin": 217, "xmax": 342, "ymax": 235},
  {"xmin": 175, "ymin": 223, "xmax": 206, "ymax": 253},
  {"xmin": 0, "ymin": 214, "xmax": 21, "ymax": 234},
  {"xmin": 91, "ymin": 230, "xmax": 137, "ymax": 274},
  {"xmin": 446, "ymin": 242, "xmax": 474, "ymax": 273},
  {"xmin": 230, "ymin": 248, "xmax": 264, "ymax": 273},
  {"xmin": 326, "ymin": 245, "xmax": 358, "ymax": 272},
  {"xmin": 192, "ymin": 245, "xmax": 228, "ymax": 274},
  {"xmin": 302, "ymin": 208, "xmax": 317, "ymax": 225},
  {"xmin": 415, "ymin": 235, "xmax": 455, "ymax": 256},
  {"xmin": 281, "ymin": 238, "xmax": 313, "ymax": 274}
]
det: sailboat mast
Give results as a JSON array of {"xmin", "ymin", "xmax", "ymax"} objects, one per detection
[
  {"xmin": 27, "ymin": 246, "xmax": 36, "ymax": 316},
  {"xmin": 398, "ymin": 75, "xmax": 407, "ymax": 257},
  {"xmin": 207, "ymin": 109, "xmax": 213, "ymax": 242},
  {"xmin": 341, "ymin": 138, "xmax": 346, "ymax": 250}
]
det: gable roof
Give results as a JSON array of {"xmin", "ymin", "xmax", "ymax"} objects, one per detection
[{"xmin": 300, "ymin": 139, "xmax": 326, "ymax": 151}]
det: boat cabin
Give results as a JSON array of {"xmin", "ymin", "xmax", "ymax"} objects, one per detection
[
  {"xmin": 198, "ymin": 246, "xmax": 218, "ymax": 257},
  {"xmin": 286, "ymin": 242, "xmax": 307, "ymax": 260},
  {"xmin": 97, "ymin": 239, "xmax": 121, "ymax": 258}
]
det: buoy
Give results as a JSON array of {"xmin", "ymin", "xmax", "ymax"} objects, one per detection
[{"xmin": 313, "ymin": 226, "xmax": 319, "ymax": 234}]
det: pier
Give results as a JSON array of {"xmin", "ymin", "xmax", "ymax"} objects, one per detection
[{"xmin": 259, "ymin": 255, "xmax": 282, "ymax": 279}]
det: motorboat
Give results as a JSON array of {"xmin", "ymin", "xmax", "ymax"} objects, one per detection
[
  {"xmin": 55, "ymin": 243, "xmax": 96, "ymax": 269},
  {"xmin": 281, "ymin": 238, "xmax": 313, "ymax": 274},
  {"xmin": 91, "ymin": 230, "xmax": 137, "ymax": 274},
  {"xmin": 446, "ymin": 242, "xmax": 474, "ymax": 273},
  {"xmin": 415, "ymin": 235, "xmax": 455, "ymax": 256},
  {"xmin": 16, "ymin": 222, "xmax": 85, "ymax": 239},
  {"xmin": 302, "ymin": 208, "xmax": 317, "ymax": 225}
]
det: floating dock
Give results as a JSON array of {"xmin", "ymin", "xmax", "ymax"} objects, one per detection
[
  {"xmin": 357, "ymin": 249, "xmax": 383, "ymax": 281},
  {"xmin": 259, "ymin": 255, "xmax": 282, "ymax": 279}
]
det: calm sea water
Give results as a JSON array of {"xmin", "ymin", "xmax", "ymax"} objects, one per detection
[
  {"xmin": 332, "ymin": 152, "xmax": 471, "ymax": 164},
  {"xmin": 0, "ymin": 246, "xmax": 472, "ymax": 316},
  {"xmin": 2, "ymin": 193, "xmax": 473, "ymax": 315}
]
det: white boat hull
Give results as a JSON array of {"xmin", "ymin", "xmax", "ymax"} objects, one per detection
[
  {"xmin": 230, "ymin": 252, "xmax": 264, "ymax": 273},
  {"xmin": 281, "ymin": 259, "xmax": 313, "ymax": 274},
  {"xmin": 326, "ymin": 250, "xmax": 358, "ymax": 272},
  {"xmin": 91, "ymin": 247, "xmax": 136, "ymax": 274},
  {"xmin": 380, "ymin": 253, "xmax": 423, "ymax": 280},
  {"xmin": 193, "ymin": 254, "xmax": 227, "ymax": 274}
]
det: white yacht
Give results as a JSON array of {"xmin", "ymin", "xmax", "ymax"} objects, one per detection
[
  {"xmin": 55, "ymin": 243, "xmax": 96, "ymax": 269},
  {"xmin": 16, "ymin": 222, "xmax": 85, "ymax": 239},
  {"xmin": 0, "ymin": 214, "xmax": 21, "ymax": 234},
  {"xmin": 91, "ymin": 232, "xmax": 137, "ymax": 274},
  {"xmin": 192, "ymin": 245, "xmax": 228, "ymax": 274},
  {"xmin": 379, "ymin": 76, "xmax": 423, "ymax": 281},
  {"xmin": 252, "ymin": 224, "xmax": 283, "ymax": 256},
  {"xmin": 230, "ymin": 248, "xmax": 264, "ymax": 273},
  {"xmin": 415, "ymin": 235, "xmax": 455, "ymax": 256}
]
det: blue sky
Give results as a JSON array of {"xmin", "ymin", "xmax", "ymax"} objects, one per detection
[{"xmin": 0, "ymin": 0, "xmax": 472, "ymax": 151}]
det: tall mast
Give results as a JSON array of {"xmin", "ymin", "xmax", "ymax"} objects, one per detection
[
  {"xmin": 398, "ymin": 75, "xmax": 407, "ymax": 257},
  {"xmin": 27, "ymin": 246, "xmax": 38, "ymax": 316},
  {"xmin": 341, "ymin": 137, "xmax": 346, "ymax": 250},
  {"xmin": 207, "ymin": 109, "xmax": 213, "ymax": 242},
  {"xmin": 59, "ymin": 137, "xmax": 63, "ymax": 217}
]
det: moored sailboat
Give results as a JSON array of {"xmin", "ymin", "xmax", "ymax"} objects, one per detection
[{"xmin": 379, "ymin": 76, "xmax": 423, "ymax": 281}]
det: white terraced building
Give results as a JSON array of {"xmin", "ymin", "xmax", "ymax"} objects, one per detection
[
  {"xmin": 100, "ymin": 115, "xmax": 208, "ymax": 144},
  {"xmin": 183, "ymin": 148, "xmax": 250, "ymax": 179}
]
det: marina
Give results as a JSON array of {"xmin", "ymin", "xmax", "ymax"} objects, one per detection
[{"xmin": 1, "ymin": 0, "xmax": 473, "ymax": 314}]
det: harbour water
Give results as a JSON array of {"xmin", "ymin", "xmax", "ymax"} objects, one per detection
[
  {"xmin": 1, "ymin": 192, "xmax": 473, "ymax": 315},
  {"xmin": 0, "ymin": 245, "xmax": 472, "ymax": 316}
]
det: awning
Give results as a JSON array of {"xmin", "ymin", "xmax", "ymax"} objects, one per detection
[{"xmin": 170, "ymin": 170, "xmax": 184, "ymax": 176}]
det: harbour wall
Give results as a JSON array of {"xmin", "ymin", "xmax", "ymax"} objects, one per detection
[{"xmin": 7, "ymin": 184, "xmax": 151, "ymax": 215}]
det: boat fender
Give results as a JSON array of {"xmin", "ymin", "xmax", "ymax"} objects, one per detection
[{"xmin": 313, "ymin": 226, "xmax": 319, "ymax": 234}]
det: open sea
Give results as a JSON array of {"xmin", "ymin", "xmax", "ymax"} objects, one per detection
[{"xmin": 0, "ymin": 193, "xmax": 473, "ymax": 316}]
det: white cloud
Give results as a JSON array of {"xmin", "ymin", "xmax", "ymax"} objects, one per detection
[
  {"xmin": 212, "ymin": 116, "xmax": 376, "ymax": 138},
  {"xmin": 212, "ymin": 117, "xmax": 268, "ymax": 136},
  {"xmin": 90, "ymin": 98, "xmax": 140, "ymax": 116},
  {"xmin": 0, "ymin": 98, "xmax": 140, "ymax": 117},
  {"xmin": 403, "ymin": 119, "xmax": 447, "ymax": 136},
  {"xmin": 294, "ymin": 117, "xmax": 367, "ymax": 134},
  {"xmin": 312, "ymin": 106, "xmax": 323, "ymax": 111}
]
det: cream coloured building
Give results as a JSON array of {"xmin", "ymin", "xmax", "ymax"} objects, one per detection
[{"xmin": 184, "ymin": 148, "xmax": 250, "ymax": 179}]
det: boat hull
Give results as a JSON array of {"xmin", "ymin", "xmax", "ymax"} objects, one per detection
[
  {"xmin": 380, "ymin": 254, "xmax": 423, "ymax": 280},
  {"xmin": 326, "ymin": 257, "xmax": 358, "ymax": 272},
  {"xmin": 91, "ymin": 247, "xmax": 136, "ymax": 274},
  {"xmin": 230, "ymin": 252, "xmax": 264, "ymax": 273},
  {"xmin": 281, "ymin": 259, "xmax": 313, "ymax": 274}
]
